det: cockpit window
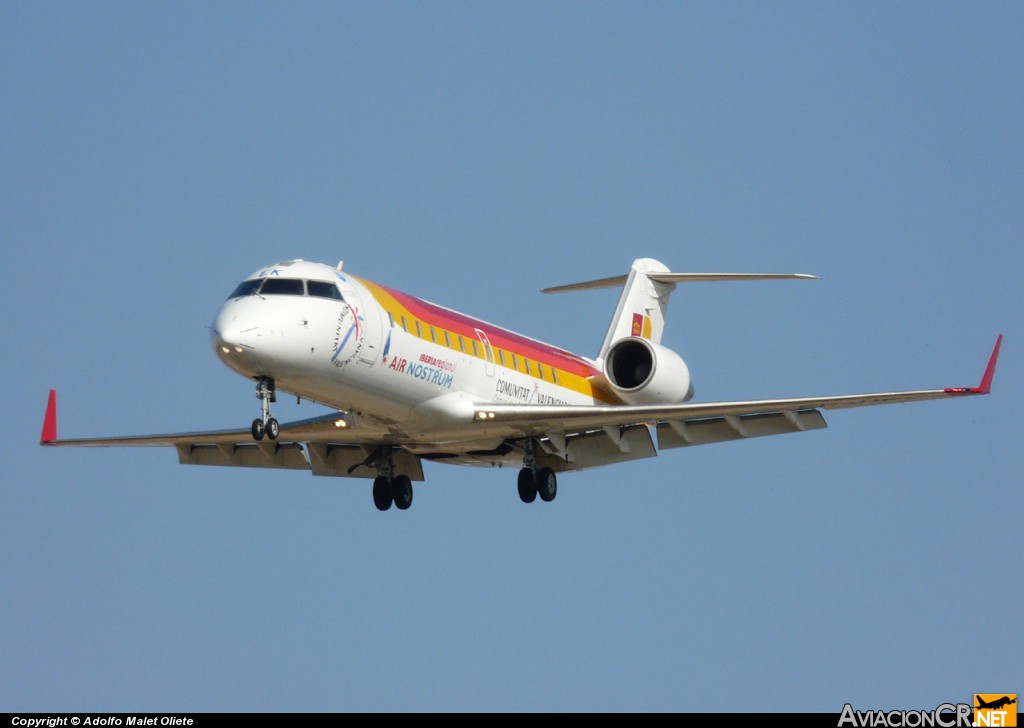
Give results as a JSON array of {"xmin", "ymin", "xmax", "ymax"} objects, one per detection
[
  {"xmin": 227, "ymin": 280, "xmax": 262, "ymax": 299},
  {"xmin": 307, "ymin": 280, "xmax": 343, "ymax": 300},
  {"xmin": 225, "ymin": 276, "xmax": 344, "ymax": 301},
  {"xmin": 260, "ymin": 278, "xmax": 305, "ymax": 296}
]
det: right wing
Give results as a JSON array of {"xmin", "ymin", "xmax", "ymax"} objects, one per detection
[{"xmin": 39, "ymin": 394, "xmax": 424, "ymax": 480}]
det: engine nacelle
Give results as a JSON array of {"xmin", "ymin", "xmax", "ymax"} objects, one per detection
[{"xmin": 603, "ymin": 338, "xmax": 693, "ymax": 405}]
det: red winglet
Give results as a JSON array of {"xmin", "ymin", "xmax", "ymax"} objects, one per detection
[
  {"xmin": 40, "ymin": 389, "xmax": 57, "ymax": 444},
  {"xmin": 971, "ymin": 334, "xmax": 1003, "ymax": 394}
]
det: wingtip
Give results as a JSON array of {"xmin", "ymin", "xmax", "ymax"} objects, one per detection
[
  {"xmin": 41, "ymin": 389, "xmax": 57, "ymax": 444},
  {"xmin": 972, "ymin": 334, "xmax": 1003, "ymax": 394},
  {"xmin": 943, "ymin": 335, "xmax": 1002, "ymax": 396}
]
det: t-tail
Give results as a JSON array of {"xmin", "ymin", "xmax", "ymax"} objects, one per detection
[{"xmin": 542, "ymin": 258, "xmax": 816, "ymax": 404}]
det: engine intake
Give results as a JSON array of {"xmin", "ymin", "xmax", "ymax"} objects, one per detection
[{"xmin": 603, "ymin": 338, "xmax": 693, "ymax": 405}]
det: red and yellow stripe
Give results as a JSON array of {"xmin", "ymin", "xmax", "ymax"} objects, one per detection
[{"xmin": 358, "ymin": 277, "xmax": 609, "ymax": 401}]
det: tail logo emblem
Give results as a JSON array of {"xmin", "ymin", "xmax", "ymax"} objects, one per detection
[{"xmin": 631, "ymin": 313, "xmax": 651, "ymax": 339}]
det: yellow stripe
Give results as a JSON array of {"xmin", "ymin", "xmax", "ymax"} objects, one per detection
[{"xmin": 358, "ymin": 276, "xmax": 609, "ymax": 402}]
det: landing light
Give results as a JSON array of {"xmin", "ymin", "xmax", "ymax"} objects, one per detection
[
  {"xmin": 233, "ymin": 346, "xmax": 243, "ymax": 353},
  {"xmin": 333, "ymin": 419, "xmax": 348, "ymax": 428},
  {"xmin": 220, "ymin": 346, "xmax": 230, "ymax": 354}
]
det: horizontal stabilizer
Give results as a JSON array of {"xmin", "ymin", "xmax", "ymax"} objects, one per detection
[
  {"xmin": 542, "ymin": 272, "xmax": 816, "ymax": 294},
  {"xmin": 545, "ymin": 258, "xmax": 818, "ymax": 359}
]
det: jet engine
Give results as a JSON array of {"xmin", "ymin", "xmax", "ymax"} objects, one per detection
[{"xmin": 603, "ymin": 337, "xmax": 693, "ymax": 405}]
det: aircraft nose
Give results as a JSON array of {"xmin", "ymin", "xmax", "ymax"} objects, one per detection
[{"xmin": 210, "ymin": 302, "xmax": 260, "ymax": 357}]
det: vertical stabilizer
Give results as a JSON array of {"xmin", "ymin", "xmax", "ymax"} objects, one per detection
[{"xmin": 597, "ymin": 258, "xmax": 675, "ymax": 362}]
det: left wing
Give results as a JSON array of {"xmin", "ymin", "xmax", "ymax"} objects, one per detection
[{"xmin": 470, "ymin": 335, "xmax": 1002, "ymax": 457}]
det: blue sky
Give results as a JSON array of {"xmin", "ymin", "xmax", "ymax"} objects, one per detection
[{"xmin": 2, "ymin": 2, "xmax": 1020, "ymax": 712}]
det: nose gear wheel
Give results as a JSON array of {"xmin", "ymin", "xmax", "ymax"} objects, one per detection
[{"xmin": 250, "ymin": 376, "xmax": 279, "ymax": 441}]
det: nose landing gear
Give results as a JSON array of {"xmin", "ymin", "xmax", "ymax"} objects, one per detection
[{"xmin": 251, "ymin": 376, "xmax": 280, "ymax": 441}]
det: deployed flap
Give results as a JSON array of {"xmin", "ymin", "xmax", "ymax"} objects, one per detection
[
  {"xmin": 535, "ymin": 424, "xmax": 657, "ymax": 472},
  {"xmin": 657, "ymin": 410, "xmax": 827, "ymax": 449},
  {"xmin": 176, "ymin": 442, "xmax": 310, "ymax": 470},
  {"xmin": 307, "ymin": 443, "xmax": 425, "ymax": 481}
]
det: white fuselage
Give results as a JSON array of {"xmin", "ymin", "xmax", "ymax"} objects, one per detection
[{"xmin": 211, "ymin": 260, "xmax": 607, "ymax": 450}]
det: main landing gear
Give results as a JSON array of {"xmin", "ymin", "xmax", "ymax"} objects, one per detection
[
  {"xmin": 517, "ymin": 440, "xmax": 557, "ymax": 504},
  {"xmin": 250, "ymin": 376, "xmax": 280, "ymax": 441},
  {"xmin": 369, "ymin": 447, "xmax": 414, "ymax": 512},
  {"xmin": 373, "ymin": 474, "xmax": 413, "ymax": 511}
]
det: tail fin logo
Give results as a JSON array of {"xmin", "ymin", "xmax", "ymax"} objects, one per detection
[
  {"xmin": 975, "ymin": 695, "xmax": 1017, "ymax": 726},
  {"xmin": 631, "ymin": 313, "xmax": 643, "ymax": 336},
  {"xmin": 631, "ymin": 313, "xmax": 651, "ymax": 339}
]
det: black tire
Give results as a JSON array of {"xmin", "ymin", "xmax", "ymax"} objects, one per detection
[
  {"xmin": 266, "ymin": 417, "xmax": 280, "ymax": 440},
  {"xmin": 517, "ymin": 468, "xmax": 537, "ymax": 503},
  {"xmin": 251, "ymin": 418, "xmax": 265, "ymax": 441},
  {"xmin": 373, "ymin": 476, "xmax": 393, "ymax": 511},
  {"xmin": 537, "ymin": 467, "xmax": 557, "ymax": 502},
  {"xmin": 393, "ymin": 475, "xmax": 413, "ymax": 510}
]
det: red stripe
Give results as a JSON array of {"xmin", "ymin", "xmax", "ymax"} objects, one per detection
[{"xmin": 380, "ymin": 284, "xmax": 600, "ymax": 377}]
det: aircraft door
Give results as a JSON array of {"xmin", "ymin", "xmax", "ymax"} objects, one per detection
[
  {"xmin": 331, "ymin": 280, "xmax": 383, "ymax": 368},
  {"xmin": 475, "ymin": 328, "xmax": 495, "ymax": 377},
  {"xmin": 349, "ymin": 288, "xmax": 383, "ymax": 366}
]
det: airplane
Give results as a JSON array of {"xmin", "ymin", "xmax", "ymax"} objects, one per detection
[
  {"xmin": 39, "ymin": 258, "xmax": 1002, "ymax": 511},
  {"xmin": 976, "ymin": 696, "xmax": 1017, "ymax": 711}
]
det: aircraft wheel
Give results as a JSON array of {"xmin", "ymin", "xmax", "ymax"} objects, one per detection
[
  {"xmin": 251, "ymin": 418, "xmax": 265, "ymax": 441},
  {"xmin": 373, "ymin": 476, "xmax": 393, "ymax": 511},
  {"xmin": 517, "ymin": 468, "xmax": 537, "ymax": 504},
  {"xmin": 266, "ymin": 417, "xmax": 280, "ymax": 440},
  {"xmin": 393, "ymin": 475, "xmax": 413, "ymax": 511},
  {"xmin": 537, "ymin": 467, "xmax": 557, "ymax": 502}
]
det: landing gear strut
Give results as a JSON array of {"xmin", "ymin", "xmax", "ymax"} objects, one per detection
[
  {"xmin": 251, "ymin": 376, "xmax": 279, "ymax": 441},
  {"xmin": 517, "ymin": 439, "xmax": 557, "ymax": 504}
]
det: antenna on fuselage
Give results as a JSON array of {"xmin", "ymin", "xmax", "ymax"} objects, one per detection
[{"xmin": 336, "ymin": 260, "xmax": 344, "ymax": 271}]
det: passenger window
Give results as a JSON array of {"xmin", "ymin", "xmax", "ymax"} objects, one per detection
[
  {"xmin": 307, "ymin": 280, "xmax": 343, "ymax": 300},
  {"xmin": 524, "ymin": 359, "xmax": 532, "ymax": 376},
  {"xmin": 429, "ymin": 326, "xmax": 436, "ymax": 343},
  {"xmin": 552, "ymin": 369, "xmax": 559, "ymax": 385},
  {"xmin": 444, "ymin": 331, "xmax": 451, "ymax": 348},
  {"xmin": 261, "ymin": 278, "xmax": 305, "ymax": 296},
  {"xmin": 415, "ymin": 321, "xmax": 423, "ymax": 338},
  {"xmin": 387, "ymin": 312, "xmax": 394, "ymax": 328},
  {"xmin": 458, "ymin": 336, "xmax": 465, "ymax": 352},
  {"xmin": 511, "ymin": 353, "xmax": 519, "ymax": 370},
  {"xmin": 401, "ymin": 316, "xmax": 408, "ymax": 332},
  {"xmin": 227, "ymin": 280, "xmax": 262, "ymax": 299},
  {"xmin": 498, "ymin": 350, "xmax": 506, "ymax": 366},
  {"xmin": 537, "ymin": 363, "xmax": 545, "ymax": 380},
  {"xmin": 472, "ymin": 340, "xmax": 479, "ymax": 357}
]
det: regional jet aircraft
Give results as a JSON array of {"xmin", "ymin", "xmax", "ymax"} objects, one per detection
[{"xmin": 40, "ymin": 258, "xmax": 1002, "ymax": 511}]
